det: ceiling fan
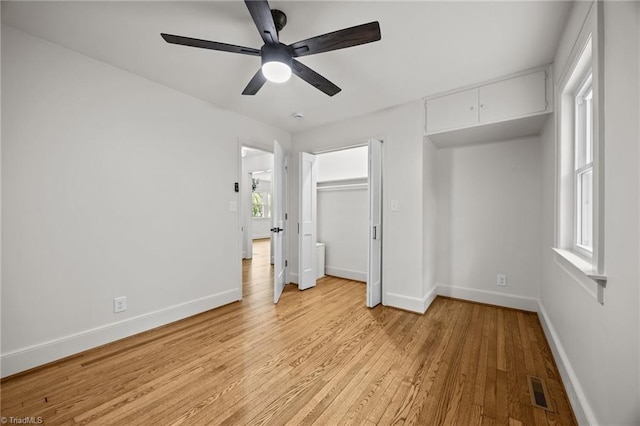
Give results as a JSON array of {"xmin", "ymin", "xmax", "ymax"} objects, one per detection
[{"xmin": 161, "ymin": 0, "xmax": 381, "ymax": 97}]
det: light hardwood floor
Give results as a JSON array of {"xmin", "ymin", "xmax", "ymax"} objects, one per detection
[{"xmin": 1, "ymin": 239, "xmax": 576, "ymax": 425}]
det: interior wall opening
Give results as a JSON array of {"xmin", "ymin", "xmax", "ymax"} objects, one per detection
[
  {"xmin": 241, "ymin": 146, "xmax": 274, "ymax": 294},
  {"xmin": 315, "ymin": 145, "xmax": 370, "ymax": 286}
]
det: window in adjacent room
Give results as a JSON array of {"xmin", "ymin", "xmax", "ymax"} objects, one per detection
[{"xmin": 251, "ymin": 176, "xmax": 271, "ymax": 219}]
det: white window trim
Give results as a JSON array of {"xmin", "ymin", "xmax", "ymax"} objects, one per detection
[{"xmin": 554, "ymin": 1, "xmax": 606, "ymax": 302}]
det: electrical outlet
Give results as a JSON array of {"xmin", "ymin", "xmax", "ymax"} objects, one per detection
[
  {"xmin": 497, "ymin": 274, "xmax": 507, "ymax": 287},
  {"xmin": 114, "ymin": 296, "xmax": 127, "ymax": 313}
]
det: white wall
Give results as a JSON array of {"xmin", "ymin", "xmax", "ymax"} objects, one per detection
[
  {"xmin": 435, "ymin": 136, "xmax": 542, "ymax": 310},
  {"xmin": 317, "ymin": 186, "xmax": 368, "ymax": 281},
  {"xmin": 1, "ymin": 26, "xmax": 290, "ymax": 376},
  {"xmin": 290, "ymin": 101, "xmax": 431, "ymax": 312},
  {"xmin": 539, "ymin": 2, "xmax": 640, "ymax": 424}
]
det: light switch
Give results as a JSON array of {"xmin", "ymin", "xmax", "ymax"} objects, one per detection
[
  {"xmin": 391, "ymin": 200, "xmax": 399, "ymax": 212},
  {"xmin": 229, "ymin": 201, "xmax": 237, "ymax": 212}
]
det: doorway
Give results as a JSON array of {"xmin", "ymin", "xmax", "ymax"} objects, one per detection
[
  {"xmin": 298, "ymin": 139, "xmax": 383, "ymax": 307},
  {"xmin": 316, "ymin": 146, "xmax": 369, "ymax": 281},
  {"xmin": 240, "ymin": 146, "xmax": 274, "ymax": 261},
  {"xmin": 239, "ymin": 140, "xmax": 288, "ymax": 304}
]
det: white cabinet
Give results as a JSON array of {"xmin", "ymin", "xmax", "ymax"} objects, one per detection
[
  {"xmin": 478, "ymin": 70, "xmax": 547, "ymax": 123},
  {"xmin": 425, "ymin": 68, "xmax": 550, "ymax": 147},
  {"xmin": 425, "ymin": 88, "xmax": 478, "ymax": 133}
]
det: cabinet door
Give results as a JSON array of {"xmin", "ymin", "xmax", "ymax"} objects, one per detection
[
  {"xmin": 426, "ymin": 88, "xmax": 478, "ymax": 133},
  {"xmin": 478, "ymin": 70, "xmax": 546, "ymax": 124}
]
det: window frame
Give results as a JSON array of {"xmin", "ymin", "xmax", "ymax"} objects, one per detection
[
  {"xmin": 573, "ymin": 72, "xmax": 594, "ymax": 257},
  {"xmin": 553, "ymin": 1, "xmax": 606, "ymax": 295}
]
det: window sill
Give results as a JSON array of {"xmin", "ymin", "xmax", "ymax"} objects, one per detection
[{"xmin": 552, "ymin": 248, "xmax": 607, "ymax": 303}]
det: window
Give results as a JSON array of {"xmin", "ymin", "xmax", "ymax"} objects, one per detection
[
  {"xmin": 554, "ymin": 2, "xmax": 606, "ymax": 299},
  {"xmin": 557, "ymin": 31, "xmax": 595, "ymax": 255},
  {"xmin": 252, "ymin": 192, "xmax": 271, "ymax": 218},
  {"xmin": 557, "ymin": 34, "xmax": 595, "ymax": 264},
  {"xmin": 574, "ymin": 73, "xmax": 593, "ymax": 254}
]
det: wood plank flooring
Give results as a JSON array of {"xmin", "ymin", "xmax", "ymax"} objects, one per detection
[{"xmin": 1, "ymin": 239, "xmax": 576, "ymax": 425}]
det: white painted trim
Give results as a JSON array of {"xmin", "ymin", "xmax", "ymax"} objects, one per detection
[
  {"xmin": 288, "ymin": 272, "xmax": 298, "ymax": 285},
  {"xmin": 325, "ymin": 266, "xmax": 366, "ymax": 282},
  {"xmin": 435, "ymin": 283, "xmax": 539, "ymax": 312},
  {"xmin": 317, "ymin": 183, "xmax": 367, "ymax": 192},
  {"xmin": 422, "ymin": 286, "xmax": 439, "ymax": 313},
  {"xmin": 537, "ymin": 301, "xmax": 596, "ymax": 426},
  {"xmin": 384, "ymin": 292, "xmax": 427, "ymax": 314},
  {"xmin": 252, "ymin": 233, "xmax": 272, "ymax": 240},
  {"xmin": 0, "ymin": 289, "xmax": 241, "ymax": 378}
]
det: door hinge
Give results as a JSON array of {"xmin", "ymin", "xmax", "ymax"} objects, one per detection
[
  {"xmin": 285, "ymin": 213, "xmax": 288, "ymax": 220},
  {"xmin": 285, "ymin": 260, "xmax": 288, "ymax": 267}
]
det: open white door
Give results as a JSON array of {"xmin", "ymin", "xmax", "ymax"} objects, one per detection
[
  {"xmin": 272, "ymin": 140, "xmax": 287, "ymax": 303},
  {"xmin": 367, "ymin": 139, "xmax": 382, "ymax": 307},
  {"xmin": 298, "ymin": 152, "xmax": 318, "ymax": 290}
]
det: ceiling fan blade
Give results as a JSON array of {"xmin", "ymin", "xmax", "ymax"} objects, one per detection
[
  {"xmin": 242, "ymin": 69, "xmax": 267, "ymax": 95},
  {"xmin": 161, "ymin": 33, "xmax": 260, "ymax": 56},
  {"xmin": 289, "ymin": 21, "xmax": 381, "ymax": 58},
  {"xmin": 292, "ymin": 60, "xmax": 341, "ymax": 97},
  {"xmin": 244, "ymin": 0, "xmax": 279, "ymax": 44}
]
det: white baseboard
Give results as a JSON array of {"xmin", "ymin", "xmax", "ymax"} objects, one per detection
[
  {"xmin": 384, "ymin": 291, "xmax": 432, "ymax": 314},
  {"xmin": 537, "ymin": 301, "xmax": 595, "ymax": 426},
  {"xmin": 435, "ymin": 283, "xmax": 539, "ymax": 312},
  {"xmin": 423, "ymin": 285, "xmax": 439, "ymax": 313},
  {"xmin": 288, "ymin": 271, "xmax": 298, "ymax": 285},
  {"xmin": 324, "ymin": 266, "xmax": 366, "ymax": 282},
  {"xmin": 0, "ymin": 288, "xmax": 241, "ymax": 378}
]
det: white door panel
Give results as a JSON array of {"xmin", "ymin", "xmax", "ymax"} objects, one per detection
[
  {"xmin": 298, "ymin": 152, "xmax": 318, "ymax": 290},
  {"xmin": 273, "ymin": 140, "xmax": 287, "ymax": 303},
  {"xmin": 367, "ymin": 139, "xmax": 382, "ymax": 307}
]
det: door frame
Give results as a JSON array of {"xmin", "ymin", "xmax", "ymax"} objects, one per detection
[
  {"xmin": 237, "ymin": 141, "xmax": 279, "ymax": 300},
  {"xmin": 309, "ymin": 138, "xmax": 385, "ymax": 306}
]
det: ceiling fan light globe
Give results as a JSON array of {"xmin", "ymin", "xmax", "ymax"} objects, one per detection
[{"xmin": 262, "ymin": 61, "xmax": 292, "ymax": 83}]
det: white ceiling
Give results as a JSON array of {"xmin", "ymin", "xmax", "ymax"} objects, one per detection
[{"xmin": 1, "ymin": 1, "xmax": 572, "ymax": 132}]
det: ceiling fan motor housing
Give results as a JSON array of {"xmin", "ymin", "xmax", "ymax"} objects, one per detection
[{"xmin": 261, "ymin": 43, "xmax": 292, "ymax": 68}]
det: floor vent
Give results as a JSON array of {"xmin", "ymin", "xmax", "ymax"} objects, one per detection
[{"xmin": 527, "ymin": 375, "xmax": 553, "ymax": 411}]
